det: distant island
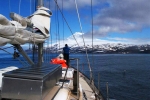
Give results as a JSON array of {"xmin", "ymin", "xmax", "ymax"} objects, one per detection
[{"xmin": 26, "ymin": 43, "xmax": 150, "ymax": 54}]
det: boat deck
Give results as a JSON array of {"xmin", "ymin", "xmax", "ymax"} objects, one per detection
[
  {"xmin": 79, "ymin": 77, "xmax": 96, "ymax": 100},
  {"xmin": 68, "ymin": 76, "xmax": 96, "ymax": 100},
  {"xmin": 44, "ymin": 73, "xmax": 101, "ymax": 100},
  {"xmin": 0, "ymin": 67, "xmax": 103, "ymax": 100},
  {"xmin": 43, "ymin": 85, "xmax": 61, "ymax": 100}
]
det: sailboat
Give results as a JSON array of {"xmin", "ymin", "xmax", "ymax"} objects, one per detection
[{"xmin": 0, "ymin": 0, "xmax": 104, "ymax": 100}]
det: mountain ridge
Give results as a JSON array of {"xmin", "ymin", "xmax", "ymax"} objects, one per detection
[{"xmin": 26, "ymin": 43, "xmax": 150, "ymax": 54}]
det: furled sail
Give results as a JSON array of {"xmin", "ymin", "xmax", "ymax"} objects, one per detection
[{"xmin": 0, "ymin": 7, "xmax": 52, "ymax": 46}]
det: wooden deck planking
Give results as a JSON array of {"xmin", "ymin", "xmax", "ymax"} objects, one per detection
[
  {"xmin": 79, "ymin": 76, "xmax": 95, "ymax": 100},
  {"xmin": 43, "ymin": 85, "xmax": 60, "ymax": 100}
]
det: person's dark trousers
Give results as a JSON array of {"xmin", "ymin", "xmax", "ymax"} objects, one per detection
[{"xmin": 63, "ymin": 53, "xmax": 69, "ymax": 66}]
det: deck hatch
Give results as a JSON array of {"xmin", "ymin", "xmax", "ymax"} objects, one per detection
[{"xmin": 1, "ymin": 64, "xmax": 62, "ymax": 100}]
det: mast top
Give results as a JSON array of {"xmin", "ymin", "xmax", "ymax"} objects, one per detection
[{"xmin": 37, "ymin": 0, "xmax": 43, "ymax": 8}]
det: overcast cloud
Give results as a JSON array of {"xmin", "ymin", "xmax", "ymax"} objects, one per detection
[
  {"xmin": 90, "ymin": 0, "xmax": 150, "ymax": 37},
  {"xmin": 52, "ymin": 0, "xmax": 150, "ymax": 39},
  {"xmin": 50, "ymin": 0, "xmax": 101, "ymax": 10},
  {"xmin": 48, "ymin": 0, "xmax": 150, "ymax": 45}
]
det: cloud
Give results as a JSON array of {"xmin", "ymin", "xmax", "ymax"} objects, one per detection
[
  {"xmin": 106, "ymin": 37, "xmax": 150, "ymax": 44},
  {"xmin": 91, "ymin": 0, "xmax": 150, "ymax": 37},
  {"xmin": 51, "ymin": 32, "xmax": 150, "ymax": 47},
  {"xmin": 47, "ymin": 0, "xmax": 150, "ymax": 45},
  {"xmin": 48, "ymin": 0, "xmax": 101, "ymax": 10}
]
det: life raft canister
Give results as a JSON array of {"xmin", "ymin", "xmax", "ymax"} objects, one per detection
[{"xmin": 50, "ymin": 58, "xmax": 68, "ymax": 68}]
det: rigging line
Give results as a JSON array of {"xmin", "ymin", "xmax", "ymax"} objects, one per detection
[
  {"xmin": 43, "ymin": 42, "xmax": 45, "ymax": 63},
  {"xmin": 53, "ymin": 0, "xmax": 80, "ymax": 47},
  {"xmin": 55, "ymin": 0, "xmax": 57, "ymax": 49},
  {"xmin": 19, "ymin": 0, "xmax": 21, "ymax": 14},
  {"xmin": 49, "ymin": 2, "xmax": 54, "ymax": 59},
  {"xmin": 62, "ymin": 0, "xmax": 64, "ymax": 45},
  {"xmin": 1, "ymin": 46, "xmax": 14, "ymax": 50},
  {"xmin": 50, "ymin": 37, "xmax": 53, "ymax": 59},
  {"xmin": 56, "ymin": 0, "xmax": 61, "ymax": 52},
  {"xmin": 29, "ymin": 0, "xmax": 32, "ymax": 58},
  {"xmin": 47, "ymin": 41, "xmax": 49, "ymax": 63},
  {"xmin": 44, "ymin": 42, "xmax": 46, "ymax": 63},
  {"xmin": 90, "ymin": 1, "xmax": 99, "ymax": 97},
  {"xmin": 50, "ymin": 35, "xmax": 55, "ymax": 58},
  {"xmin": 74, "ymin": 0, "xmax": 93, "ymax": 81},
  {"xmin": 9, "ymin": 0, "xmax": 11, "ymax": 12},
  {"xmin": 0, "ymin": 48, "xmax": 27, "ymax": 67},
  {"xmin": 49, "ymin": 0, "xmax": 51, "ymax": 8},
  {"xmin": 30, "ymin": 0, "xmax": 32, "ymax": 14},
  {"xmin": 48, "ymin": 0, "xmax": 51, "ymax": 61},
  {"xmin": 44, "ymin": 41, "xmax": 46, "ymax": 62},
  {"xmin": 54, "ymin": 3, "xmax": 58, "ymax": 53},
  {"xmin": 47, "ymin": 40, "xmax": 49, "ymax": 63},
  {"xmin": 18, "ymin": 0, "xmax": 23, "ymax": 26},
  {"xmin": 91, "ymin": 0, "xmax": 95, "ymax": 82},
  {"xmin": 19, "ymin": 54, "xmax": 30, "ymax": 66},
  {"xmin": 34, "ymin": 0, "xmax": 37, "ymax": 12},
  {"xmin": 56, "ymin": 0, "xmax": 60, "ymax": 50}
]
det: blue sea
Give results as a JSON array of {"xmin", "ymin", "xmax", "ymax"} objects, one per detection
[
  {"xmin": 70, "ymin": 54, "xmax": 150, "ymax": 100},
  {"xmin": 0, "ymin": 53, "xmax": 150, "ymax": 100}
]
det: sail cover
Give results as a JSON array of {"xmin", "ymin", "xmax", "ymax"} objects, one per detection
[{"xmin": 0, "ymin": 7, "xmax": 52, "ymax": 46}]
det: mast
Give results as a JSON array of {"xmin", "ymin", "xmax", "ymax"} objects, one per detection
[
  {"xmin": 37, "ymin": 0, "xmax": 44, "ymax": 67},
  {"xmin": 12, "ymin": 0, "xmax": 45, "ymax": 67},
  {"xmin": 38, "ymin": 0, "xmax": 43, "ymax": 7}
]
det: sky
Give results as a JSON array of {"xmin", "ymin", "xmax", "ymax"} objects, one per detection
[{"xmin": 1, "ymin": 0, "xmax": 150, "ymax": 49}]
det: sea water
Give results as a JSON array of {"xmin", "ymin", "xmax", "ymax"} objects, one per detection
[
  {"xmin": 70, "ymin": 54, "xmax": 150, "ymax": 100},
  {"xmin": 0, "ymin": 53, "xmax": 150, "ymax": 100}
]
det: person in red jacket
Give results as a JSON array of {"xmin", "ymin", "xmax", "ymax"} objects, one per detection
[{"xmin": 50, "ymin": 53, "xmax": 67, "ymax": 68}]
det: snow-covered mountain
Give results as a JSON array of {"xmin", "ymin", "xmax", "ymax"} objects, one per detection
[{"xmin": 44, "ymin": 43, "xmax": 150, "ymax": 54}]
